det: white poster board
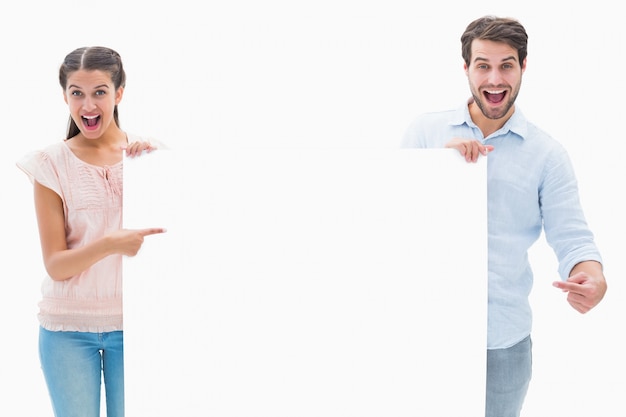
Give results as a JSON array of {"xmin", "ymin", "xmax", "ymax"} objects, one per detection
[{"xmin": 123, "ymin": 149, "xmax": 487, "ymax": 416}]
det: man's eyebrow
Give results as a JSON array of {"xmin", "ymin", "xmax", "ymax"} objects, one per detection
[{"xmin": 473, "ymin": 55, "xmax": 518, "ymax": 63}]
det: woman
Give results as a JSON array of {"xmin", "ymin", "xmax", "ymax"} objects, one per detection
[{"xmin": 17, "ymin": 46, "xmax": 166, "ymax": 417}]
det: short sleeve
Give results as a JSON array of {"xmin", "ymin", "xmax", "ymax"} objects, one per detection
[{"xmin": 16, "ymin": 148, "xmax": 63, "ymax": 197}]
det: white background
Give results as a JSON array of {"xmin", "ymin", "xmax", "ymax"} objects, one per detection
[
  {"xmin": 2, "ymin": 0, "xmax": 624, "ymax": 416},
  {"xmin": 122, "ymin": 149, "xmax": 487, "ymax": 416}
]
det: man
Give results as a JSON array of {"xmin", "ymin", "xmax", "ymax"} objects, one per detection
[{"xmin": 401, "ymin": 16, "xmax": 607, "ymax": 417}]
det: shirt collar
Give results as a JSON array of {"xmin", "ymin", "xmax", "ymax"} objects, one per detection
[{"xmin": 450, "ymin": 98, "xmax": 527, "ymax": 140}]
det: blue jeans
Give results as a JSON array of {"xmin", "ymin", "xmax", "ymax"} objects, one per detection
[
  {"xmin": 486, "ymin": 335, "xmax": 532, "ymax": 417},
  {"xmin": 39, "ymin": 327, "xmax": 124, "ymax": 417}
]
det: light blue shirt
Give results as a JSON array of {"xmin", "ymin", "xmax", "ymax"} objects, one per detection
[{"xmin": 402, "ymin": 101, "xmax": 602, "ymax": 349}]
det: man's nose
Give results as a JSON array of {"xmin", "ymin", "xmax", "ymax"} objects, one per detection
[{"xmin": 487, "ymin": 69, "xmax": 505, "ymax": 85}]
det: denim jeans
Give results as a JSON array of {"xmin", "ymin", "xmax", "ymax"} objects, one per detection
[
  {"xmin": 39, "ymin": 327, "xmax": 124, "ymax": 417},
  {"xmin": 486, "ymin": 335, "xmax": 532, "ymax": 417}
]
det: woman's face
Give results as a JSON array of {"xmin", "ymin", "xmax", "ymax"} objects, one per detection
[{"xmin": 63, "ymin": 69, "xmax": 124, "ymax": 139}]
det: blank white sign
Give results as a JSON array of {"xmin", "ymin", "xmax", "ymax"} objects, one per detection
[{"xmin": 123, "ymin": 148, "xmax": 487, "ymax": 416}]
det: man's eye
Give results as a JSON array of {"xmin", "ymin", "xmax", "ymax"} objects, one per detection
[
  {"xmin": 95, "ymin": 90, "xmax": 106, "ymax": 96},
  {"xmin": 71, "ymin": 90, "xmax": 82, "ymax": 97}
]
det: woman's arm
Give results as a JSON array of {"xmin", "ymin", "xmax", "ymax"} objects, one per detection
[{"xmin": 34, "ymin": 181, "xmax": 165, "ymax": 281}]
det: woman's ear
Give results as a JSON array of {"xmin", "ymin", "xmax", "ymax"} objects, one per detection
[{"xmin": 115, "ymin": 86, "xmax": 125, "ymax": 105}]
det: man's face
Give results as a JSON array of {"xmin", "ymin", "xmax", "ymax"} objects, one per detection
[{"xmin": 464, "ymin": 39, "xmax": 526, "ymax": 120}]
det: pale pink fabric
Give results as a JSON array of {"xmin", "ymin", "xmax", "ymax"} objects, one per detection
[{"xmin": 17, "ymin": 140, "xmax": 127, "ymax": 332}]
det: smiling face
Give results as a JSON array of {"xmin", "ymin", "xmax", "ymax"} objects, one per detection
[
  {"xmin": 63, "ymin": 69, "xmax": 124, "ymax": 140},
  {"xmin": 465, "ymin": 39, "xmax": 526, "ymax": 122}
]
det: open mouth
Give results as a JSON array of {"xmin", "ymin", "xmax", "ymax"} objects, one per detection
[
  {"xmin": 484, "ymin": 90, "xmax": 506, "ymax": 104},
  {"xmin": 82, "ymin": 115, "xmax": 101, "ymax": 128}
]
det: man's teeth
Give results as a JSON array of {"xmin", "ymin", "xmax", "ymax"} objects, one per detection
[{"xmin": 486, "ymin": 90, "xmax": 504, "ymax": 94}]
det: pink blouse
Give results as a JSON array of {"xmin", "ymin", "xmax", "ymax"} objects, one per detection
[{"xmin": 18, "ymin": 140, "xmax": 130, "ymax": 332}]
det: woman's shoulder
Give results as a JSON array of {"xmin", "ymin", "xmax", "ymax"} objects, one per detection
[
  {"xmin": 42, "ymin": 140, "xmax": 71, "ymax": 156},
  {"xmin": 19, "ymin": 141, "xmax": 69, "ymax": 166},
  {"xmin": 16, "ymin": 141, "xmax": 71, "ymax": 189}
]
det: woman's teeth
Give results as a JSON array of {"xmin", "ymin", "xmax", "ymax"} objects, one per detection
[{"xmin": 82, "ymin": 115, "xmax": 100, "ymax": 127}]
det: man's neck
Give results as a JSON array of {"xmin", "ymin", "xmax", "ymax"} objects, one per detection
[{"xmin": 469, "ymin": 102, "xmax": 515, "ymax": 138}]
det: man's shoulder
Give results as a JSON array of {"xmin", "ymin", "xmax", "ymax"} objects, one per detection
[
  {"xmin": 402, "ymin": 106, "xmax": 468, "ymax": 148},
  {"xmin": 405, "ymin": 107, "xmax": 465, "ymax": 133},
  {"xmin": 522, "ymin": 121, "xmax": 565, "ymax": 152}
]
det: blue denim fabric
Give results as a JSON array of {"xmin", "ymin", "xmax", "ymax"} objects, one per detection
[
  {"xmin": 486, "ymin": 335, "xmax": 532, "ymax": 417},
  {"xmin": 39, "ymin": 327, "xmax": 124, "ymax": 417}
]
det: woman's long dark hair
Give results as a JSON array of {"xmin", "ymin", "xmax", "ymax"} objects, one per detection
[{"xmin": 58, "ymin": 46, "xmax": 126, "ymax": 140}]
